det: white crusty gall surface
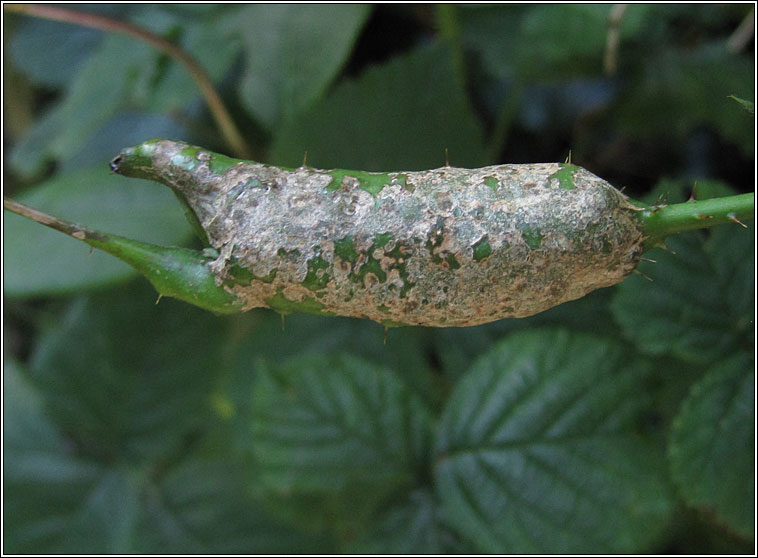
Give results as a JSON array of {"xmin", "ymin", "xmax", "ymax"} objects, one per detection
[{"xmin": 147, "ymin": 140, "xmax": 645, "ymax": 327}]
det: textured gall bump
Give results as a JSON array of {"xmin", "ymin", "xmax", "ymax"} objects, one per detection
[{"xmin": 113, "ymin": 140, "xmax": 645, "ymax": 327}]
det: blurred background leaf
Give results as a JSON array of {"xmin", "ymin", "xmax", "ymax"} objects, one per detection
[
  {"xmin": 270, "ymin": 40, "xmax": 487, "ymax": 170},
  {"xmin": 4, "ymin": 360, "xmax": 108, "ymax": 553},
  {"xmin": 224, "ymin": 4, "xmax": 370, "ymax": 130}
]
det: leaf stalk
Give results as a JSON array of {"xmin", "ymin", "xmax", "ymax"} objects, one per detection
[{"xmin": 3, "ymin": 198, "xmax": 243, "ymax": 314}]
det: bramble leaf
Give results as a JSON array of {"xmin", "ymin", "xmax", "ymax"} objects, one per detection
[
  {"xmin": 434, "ymin": 329, "xmax": 674, "ymax": 553},
  {"xmin": 250, "ymin": 353, "xmax": 434, "ymax": 495},
  {"xmin": 668, "ymin": 353, "xmax": 755, "ymax": 539},
  {"xmin": 347, "ymin": 488, "xmax": 459, "ymax": 554},
  {"xmin": 432, "ymin": 288, "xmax": 619, "ymax": 383},
  {"xmin": 135, "ymin": 458, "xmax": 328, "ymax": 553},
  {"xmin": 27, "ymin": 284, "xmax": 229, "ymax": 462},
  {"xmin": 611, "ymin": 224, "xmax": 754, "ymax": 365},
  {"xmin": 5, "ymin": 292, "xmax": 331, "ymax": 554},
  {"xmin": 4, "ymin": 360, "xmax": 129, "ymax": 554},
  {"xmin": 223, "ymin": 314, "xmax": 438, "ymax": 452}
]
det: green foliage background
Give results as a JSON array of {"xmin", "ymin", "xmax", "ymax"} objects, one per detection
[{"xmin": 3, "ymin": 4, "xmax": 755, "ymax": 554}]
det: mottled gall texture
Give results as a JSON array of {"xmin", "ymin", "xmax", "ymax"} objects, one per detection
[{"xmin": 113, "ymin": 140, "xmax": 645, "ymax": 327}]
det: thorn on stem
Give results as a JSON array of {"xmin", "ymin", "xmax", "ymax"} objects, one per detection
[
  {"xmin": 301, "ymin": 151, "xmax": 308, "ymax": 168},
  {"xmin": 640, "ymin": 257, "xmax": 657, "ymax": 263},
  {"xmin": 696, "ymin": 214, "xmax": 712, "ymax": 219},
  {"xmin": 688, "ymin": 181, "xmax": 698, "ymax": 202},
  {"xmin": 728, "ymin": 212, "xmax": 748, "ymax": 228},
  {"xmin": 444, "ymin": 148, "xmax": 450, "ymax": 168},
  {"xmin": 633, "ymin": 269, "xmax": 654, "ymax": 281},
  {"xmin": 155, "ymin": 294, "xmax": 163, "ymax": 305},
  {"xmin": 649, "ymin": 195, "xmax": 668, "ymax": 214},
  {"xmin": 564, "ymin": 150, "xmax": 572, "ymax": 164}
]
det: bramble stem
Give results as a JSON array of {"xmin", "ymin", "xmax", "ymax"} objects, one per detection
[
  {"xmin": 639, "ymin": 193, "xmax": 754, "ymax": 249},
  {"xmin": 4, "ymin": 198, "xmax": 243, "ymax": 313},
  {"xmin": 4, "ymin": 197, "xmax": 85, "ymax": 239},
  {"xmin": 4, "ymin": 3, "xmax": 251, "ymax": 159}
]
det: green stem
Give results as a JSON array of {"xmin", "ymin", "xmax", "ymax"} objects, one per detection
[
  {"xmin": 4, "ymin": 3, "xmax": 251, "ymax": 159},
  {"xmin": 486, "ymin": 81, "xmax": 525, "ymax": 164},
  {"xmin": 639, "ymin": 193, "xmax": 754, "ymax": 249},
  {"xmin": 436, "ymin": 5, "xmax": 464, "ymax": 79},
  {"xmin": 3, "ymin": 198, "xmax": 243, "ymax": 314}
]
